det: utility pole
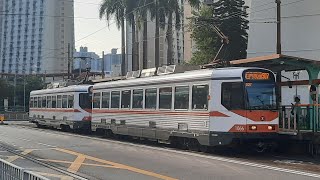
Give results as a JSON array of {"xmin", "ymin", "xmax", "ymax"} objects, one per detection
[
  {"xmin": 276, "ymin": 0, "xmax": 281, "ymax": 54},
  {"xmin": 121, "ymin": 18, "xmax": 126, "ymax": 76},
  {"xmin": 275, "ymin": 0, "xmax": 282, "ymax": 108},
  {"xmin": 67, "ymin": 43, "xmax": 71, "ymax": 79},
  {"xmin": 102, "ymin": 51, "xmax": 105, "ymax": 78},
  {"xmin": 155, "ymin": 0, "xmax": 160, "ymax": 69},
  {"xmin": 23, "ymin": 71, "xmax": 26, "ymax": 112},
  {"xmin": 13, "ymin": 73, "xmax": 16, "ymax": 110}
]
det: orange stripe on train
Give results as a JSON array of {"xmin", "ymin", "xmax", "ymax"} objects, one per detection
[
  {"xmin": 231, "ymin": 110, "xmax": 278, "ymax": 122},
  {"xmin": 30, "ymin": 108, "xmax": 81, "ymax": 113},
  {"xmin": 229, "ymin": 124, "xmax": 279, "ymax": 133}
]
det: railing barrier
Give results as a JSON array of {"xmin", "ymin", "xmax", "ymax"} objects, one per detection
[
  {"xmin": 0, "ymin": 159, "xmax": 49, "ymax": 180},
  {"xmin": 279, "ymin": 105, "xmax": 312, "ymax": 134}
]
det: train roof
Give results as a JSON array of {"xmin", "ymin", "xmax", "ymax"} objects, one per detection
[
  {"xmin": 94, "ymin": 67, "xmax": 270, "ymax": 89},
  {"xmin": 30, "ymin": 85, "xmax": 92, "ymax": 96}
]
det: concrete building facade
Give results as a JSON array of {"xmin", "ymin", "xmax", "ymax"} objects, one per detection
[
  {"xmin": 247, "ymin": 0, "xmax": 320, "ymax": 105},
  {"xmin": 0, "ymin": 0, "xmax": 74, "ymax": 75},
  {"xmin": 104, "ymin": 48, "xmax": 122, "ymax": 77},
  {"xmin": 73, "ymin": 46, "xmax": 100, "ymax": 73},
  {"xmin": 126, "ymin": 0, "xmax": 186, "ymax": 72}
]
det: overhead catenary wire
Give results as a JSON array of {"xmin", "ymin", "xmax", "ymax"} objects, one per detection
[
  {"xmin": 78, "ymin": 0, "xmax": 307, "ymax": 49},
  {"xmin": 3, "ymin": 0, "xmax": 310, "ymax": 54}
]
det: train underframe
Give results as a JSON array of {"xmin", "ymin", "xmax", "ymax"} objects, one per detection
[
  {"xmin": 92, "ymin": 123, "xmax": 278, "ymax": 152},
  {"xmin": 30, "ymin": 118, "xmax": 91, "ymax": 132}
]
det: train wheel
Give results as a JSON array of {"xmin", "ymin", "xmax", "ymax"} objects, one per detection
[
  {"xmin": 187, "ymin": 139, "xmax": 200, "ymax": 152},
  {"xmin": 199, "ymin": 145, "xmax": 209, "ymax": 153},
  {"xmin": 36, "ymin": 123, "xmax": 44, "ymax": 128},
  {"xmin": 60, "ymin": 125, "xmax": 71, "ymax": 132},
  {"xmin": 254, "ymin": 142, "xmax": 267, "ymax": 153},
  {"xmin": 104, "ymin": 130, "xmax": 114, "ymax": 138}
]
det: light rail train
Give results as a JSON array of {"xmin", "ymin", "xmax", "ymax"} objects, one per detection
[
  {"xmin": 29, "ymin": 85, "xmax": 93, "ymax": 131},
  {"xmin": 29, "ymin": 67, "xmax": 278, "ymax": 151},
  {"xmin": 91, "ymin": 67, "xmax": 278, "ymax": 150}
]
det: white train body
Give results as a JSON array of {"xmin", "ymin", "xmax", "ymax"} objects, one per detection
[
  {"xmin": 91, "ymin": 67, "xmax": 278, "ymax": 146},
  {"xmin": 29, "ymin": 85, "xmax": 92, "ymax": 130}
]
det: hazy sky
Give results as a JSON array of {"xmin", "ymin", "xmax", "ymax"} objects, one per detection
[{"xmin": 74, "ymin": 0, "xmax": 121, "ymax": 55}]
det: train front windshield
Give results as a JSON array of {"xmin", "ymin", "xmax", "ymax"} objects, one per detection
[
  {"xmin": 243, "ymin": 70, "xmax": 277, "ymax": 110},
  {"xmin": 245, "ymin": 83, "xmax": 276, "ymax": 110}
]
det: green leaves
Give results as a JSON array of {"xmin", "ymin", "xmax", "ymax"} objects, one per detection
[
  {"xmin": 189, "ymin": 0, "xmax": 249, "ymax": 65},
  {"xmin": 0, "ymin": 77, "xmax": 44, "ymax": 108}
]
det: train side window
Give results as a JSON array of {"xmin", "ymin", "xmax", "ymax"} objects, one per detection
[
  {"xmin": 111, "ymin": 91, "xmax": 120, "ymax": 109},
  {"xmin": 175, "ymin": 86, "xmax": 189, "ymax": 110},
  {"xmin": 133, "ymin": 89, "xmax": 143, "ymax": 109},
  {"xmin": 159, "ymin": 87, "xmax": 172, "ymax": 110},
  {"xmin": 42, "ymin": 96, "xmax": 46, "ymax": 108},
  {"xmin": 121, "ymin": 90, "xmax": 131, "ymax": 109},
  {"xmin": 34, "ymin": 97, "xmax": 38, "ymax": 108},
  {"xmin": 52, "ymin": 96, "xmax": 57, "ymax": 108},
  {"xmin": 93, "ymin": 92, "xmax": 101, "ymax": 109},
  {"xmin": 57, "ymin": 95, "xmax": 62, "ymax": 108},
  {"xmin": 79, "ymin": 93, "xmax": 92, "ymax": 109},
  {"xmin": 192, "ymin": 85, "xmax": 209, "ymax": 110},
  {"xmin": 62, "ymin": 95, "xmax": 68, "ymax": 108},
  {"xmin": 30, "ymin": 97, "xmax": 33, "ymax": 108},
  {"xmin": 102, "ymin": 92, "xmax": 110, "ymax": 109},
  {"xmin": 38, "ymin": 97, "xmax": 42, "ymax": 108},
  {"xmin": 68, "ymin": 95, "xmax": 74, "ymax": 108},
  {"xmin": 47, "ymin": 96, "xmax": 52, "ymax": 108},
  {"xmin": 145, "ymin": 88, "xmax": 157, "ymax": 109},
  {"xmin": 221, "ymin": 82, "xmax": 244, "ymax": 110}
]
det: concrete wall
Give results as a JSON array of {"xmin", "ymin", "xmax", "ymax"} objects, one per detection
[{"xmin": 247, "ymin": 0, "xmax": 320, "ymax": 105}]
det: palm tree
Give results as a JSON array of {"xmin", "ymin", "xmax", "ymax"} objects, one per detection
[
  {"xmin": 99, "ymin": 0, "xmax": 126, "ymax": 76},
  {"xmin": 124, "ymin": 0, "xmax": 140, "ymax": 71},
  {"xmin": 137, "ymin": 0, "xmax": 154, "ymax": 69},
  {"xmin": 150, "ymin": 0, "xmax": 200, "ymax": 66}
]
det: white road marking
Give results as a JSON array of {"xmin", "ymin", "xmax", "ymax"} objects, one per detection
[{"xmin": 37, "ymin": 143, "xmax": 57, "ymax": 148}]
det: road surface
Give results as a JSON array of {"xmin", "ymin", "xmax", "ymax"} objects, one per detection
[{"xmin": 0, "ymin": 124, "xmax": 319, "ymax": 180}]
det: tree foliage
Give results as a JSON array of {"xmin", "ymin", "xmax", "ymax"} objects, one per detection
[
  {"xmin": 189, "ymin": 0, "xmax": 249, "ymax": 65},
  {"xmin": 189, "ymin": 6, "xmax": 218, "ymax": 65},
  {"xmin": 0, "ymin": 76, "xmax": 44, "ymax": 110}
]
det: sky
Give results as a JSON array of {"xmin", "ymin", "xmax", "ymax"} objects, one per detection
[
  {"xmin": 74, "ymin": 0, "xmax": 252, "ymax": 56},
  {"xmin": 74, "ymin": 0, "xmax": 121, "ymax": 55}
]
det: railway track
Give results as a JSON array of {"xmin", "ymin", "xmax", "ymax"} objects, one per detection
[{"xmin": 0, "ymin": 141, "xmax": 91, "ymax": 180}]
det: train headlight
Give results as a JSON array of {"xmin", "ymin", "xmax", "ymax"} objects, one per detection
[
  {"xmin": 268, "ymin": 125, "xmax": 274, "ymax": 130},
  {"xmin": 250, "ymin": 125, "xmax": 257, "ymax": 130}
]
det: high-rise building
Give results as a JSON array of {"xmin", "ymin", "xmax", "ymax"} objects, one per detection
[
  {"xmin": 73, "ymin": 46, "xmax": 100, "ymax": 73},
  {"xmin": 0, "ymin": 0, "xmax": 74, "ymax": 75},
  {"xmin": 104, "ymin": 48, "xmax": 122, "ymax": 77},
  {"xmin": 126, "ymin": 0, "xmax": 186, "ymax": 71}
]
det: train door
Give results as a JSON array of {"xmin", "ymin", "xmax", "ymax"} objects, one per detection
[
  {"xmin": 223, "ymin": 82, "xmax": 247, "ymax": 132},
  {"xmin": 209, "ymin": 80, "xmax": 232, "ymax": 133}
]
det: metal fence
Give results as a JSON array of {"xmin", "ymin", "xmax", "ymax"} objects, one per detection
[
  {"xmin": 4, "ymin": 113, "xmax": 29, "ymax": 121},
  {"xmin": 0, "ymin": 106, "xmax": 27, "ymax": 114},
  {"xmin": 0, "ymin": 159, "xmax": 49, "ymax": 180},
  {"xmin": 279, "ymin": 105, "xmax": 312, "ymax": 134}
]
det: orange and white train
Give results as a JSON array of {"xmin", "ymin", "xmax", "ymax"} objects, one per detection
[
  {"xmin": 91, "ymin": 67, "xmax": 278, "ymax": 150},
  {"xmin": 29, "ymin": 85, "xmax": 93, "ymax": 131}
]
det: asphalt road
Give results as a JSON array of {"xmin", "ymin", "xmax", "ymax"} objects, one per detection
[{"xmin": 0, "ymin": 124, "xmax": 320, "ymax": 180}]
